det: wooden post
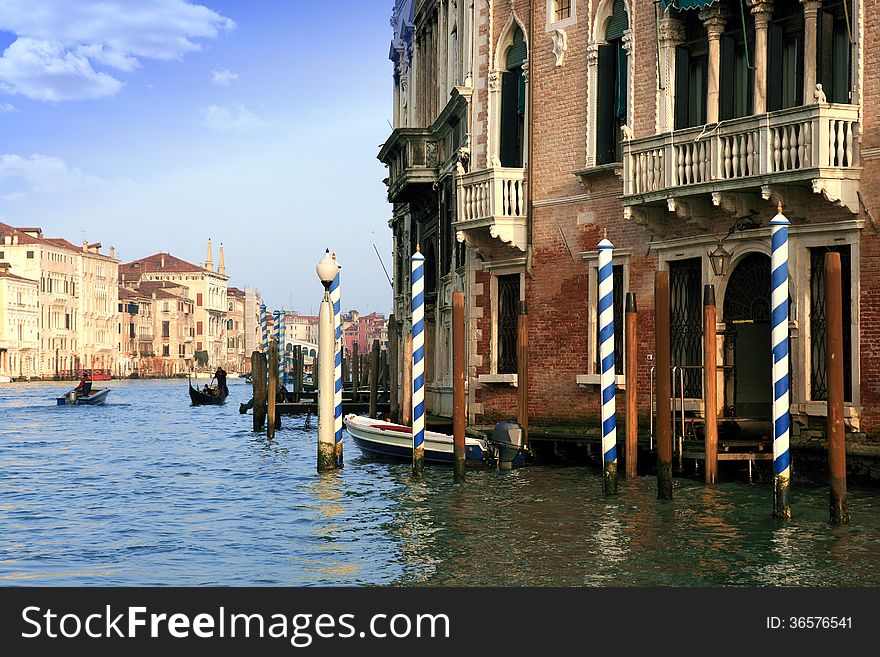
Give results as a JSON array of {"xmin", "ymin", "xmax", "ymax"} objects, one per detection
[
  {"xmin": 352, "ymin": 343, "xmax": 360, "ymax": 403},
  {"xmin": 703, "ymin": 285, "xmax": 719, "ymax": 484},
  {"xmin": 453, "ymin": 291, "xmax": 466, "ymax": 481},
  {"xmin": 826, "ymin": 252, "xmax": 850, "ymax": 523},
  {"xmin": 267, "ymin": 340, "xmax": 278, "ymax": 439},
  {"xmin": 517, "ymin": 302, "xmax": 529, "ymax": 448},
  {"xmin": 252, "ymin": 351, "xmax": 267, "ymax": 431},
  {"xmin": 402, "ymin": 332, "xmax": 413, "ymax": 426},
  {"xmin": 625, "ymin": 293, "xmax": 638, "ymax": 478},
  {"xmin": 655, "ymin": 271, "xmax": 673, "ymax": 500},
  {"xmin": 369, "ymin": 339, "xmax": 380, "ymax": 418},
  {"xmin": 389, "ymin": 315, "xmax": 399, "ymax": 422}
]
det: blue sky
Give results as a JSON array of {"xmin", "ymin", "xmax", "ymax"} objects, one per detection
[{"xmin": 0, "ymin": 0, "xmax": 394, "ymax": 314}]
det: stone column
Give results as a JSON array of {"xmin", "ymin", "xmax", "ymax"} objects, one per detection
[
  {"xmin": 700, "ymin": 5, "xmax": 729, "ymax": 125},
  {"xmin": 802, "ymin": 0, "xmax": 823, "ymax": 104},
  {"xmin": 750, "ymin": 0, "xmax": 774, "ymax": 114},
  {"xmin": 657, "ymin": 18, "xmax": 685, "ymax": 133}
]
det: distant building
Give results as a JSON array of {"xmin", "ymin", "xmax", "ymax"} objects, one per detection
[
  {"xmin": 244, "ymin": 287, "xmax": 262, "ymax": 363},
  {"xmin": 120, "ymin": 240, "xmax": 227, "ymax": 369},
  {"xmin": 73, "ymin": 240, "xmax": 119, "ymax": 373},
  {"xmin": 343, "ymin": 310, "xmax": 389, "ymax": 356},
  {"xmin": 0, "ymin": 261, "xmax": 39, "ymax": 379},
  {"xmin": 226, "ymin": 287, "xmax": 247, "ymax": 372}
]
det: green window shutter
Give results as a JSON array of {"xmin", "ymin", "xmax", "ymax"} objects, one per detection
[
  {"xmin": 506, "ymin": 27, "xmax": 527, "ymax": 69},
  {"xmin": 720, "ymin": 34, "xmax": 735, "ymax": 120},
  {"xmin": 615, "ymin": 39, "xmax": 627, "ymax": 121},
  {"xmin": 674, "ymin": 45, "xmax": 691, "ymax": 129},
  {"xmin": 605, "ymin": 0, "xmax": 629, "ymax": 41},
  {"xmin": 597, "ymin": 43, "xmax": 617, "ymax": 165},
  {"xmin": 500, "ymin": 70, "xmax": 521, "ymax": 167},
  {"xmin": 767, "ymin": 23, "xmax": 783, "ymax": 111}
]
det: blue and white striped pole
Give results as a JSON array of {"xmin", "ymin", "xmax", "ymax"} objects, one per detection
[
  {"xmin": 598, "ymin": 231, "xmax": 618, "ymax": 495},
  {"xmin": 771, "ymin": 203, "xmax": 792, "ymax": 518},
  {"xmin": 330, "ymin": 256, "xmax": 344, "ymax": 466},
  {"xmin": 279, "ymin": 310, "xmax": 286, "ymax": 390},
  {"xmin": 273, "ymin": 310, "xmax": 281, "ymax": 387},
  {"xmin": 260, "ymin": 304, "xmax": 268, "ymax": 354},
  {"xmin": 411, "ymin": 246, "xmax": 426, "ymax": 476}
]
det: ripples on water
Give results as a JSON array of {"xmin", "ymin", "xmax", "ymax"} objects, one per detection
[{"xmin": 0, "ymin": 380, "xmax": 878, "ymax": 586}]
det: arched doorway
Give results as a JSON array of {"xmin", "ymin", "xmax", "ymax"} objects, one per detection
[{"xmin": 723, "ymin": 252, "xmax": 771, "ymax": 419}]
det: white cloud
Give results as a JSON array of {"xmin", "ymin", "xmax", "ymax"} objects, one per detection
[
  {"xmin": 0, "ymin": 153, "xmax": 107, "ymax": 193},
  {"xmin": 211, "ymin": 67, "xmax": 238, "ymax": 85},
  {"xmin": 0, "ymin": 0, "xmax": 235, "ymax": 101},
  {"xmin": 0, "ymin": 101, "xmax": 17, "ymax": 112},
  {"xmin": 0, "ymin": 38, "xmax": 123, "ymax": 101},
  {"xmin": 202, "ymin": 103, "xmax": 266, "ymax": 132}
]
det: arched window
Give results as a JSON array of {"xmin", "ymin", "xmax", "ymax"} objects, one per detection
[
  {"xmin": 675, "ymin": 10, "xmax": 708, "ymax": 129},
  {"xmin": 499, "ymin": 26, "xmax": 527, "ymax": 168},
  {"xmin": 596, "ymin": 0, "xmax": 629, "ymax": 165}
]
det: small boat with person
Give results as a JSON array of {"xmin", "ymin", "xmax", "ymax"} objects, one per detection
[
  {"xmin": 57, "ymin": 377, "xmax": 110, "ymax": 406},
  {"xmin": 344, "ymin": 414, "xmax": 488, "ymax": 464}
]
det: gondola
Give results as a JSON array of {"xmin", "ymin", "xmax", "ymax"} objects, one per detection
[{"xmin": 188, "ymin": 377, "xmax": 228, "ymax": 405}]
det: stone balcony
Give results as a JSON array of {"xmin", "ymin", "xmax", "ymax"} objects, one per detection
[
  {"xmin": 378, "ymin": 127, "xmax": 438, "ymax": 203},
  {"xmin": 621, "ymin": 103, "xmax": 861, "ymax": 224},
  {"xmin": 454, "ymin": 167, "xmax": 527, "ymax": 255}
]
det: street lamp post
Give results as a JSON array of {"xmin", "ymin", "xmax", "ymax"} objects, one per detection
[{"xmin": 316, "ymin": 249, "xmax": 340, "ymax": 472}]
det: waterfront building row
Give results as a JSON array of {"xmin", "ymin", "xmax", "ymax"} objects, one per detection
[
  {"xmin": 379, "ymin": 0, "xmax": 878, "ymax": 447},
  {"xmin": 0, "ymin": 224, "xmax": 261, "ymax": 379}
]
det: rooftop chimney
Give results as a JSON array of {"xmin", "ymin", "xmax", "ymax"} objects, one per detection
[
  {"xmin": 218, "ymin": 243, "xmax": 225, "ymax": 276},
  {"xmin": 109, "ymin": 246, "xmax": 115, "ymax": 259},
  {"xmin": 160, "ymin": 254, "xmax": 166, "ymax": 268},
  {"xmin": 206, "ymin": 239, "xmax": 213, "ymax": 272}
]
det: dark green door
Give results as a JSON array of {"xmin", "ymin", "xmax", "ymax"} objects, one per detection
[{"xmin": 723, "ymin": 252, "xmax": 773, "ymax": 420}]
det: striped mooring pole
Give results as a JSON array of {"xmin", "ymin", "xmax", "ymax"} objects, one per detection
[
  {"xmin": 273, "ymin": 310, "xmax": 281, "ymax": 385},
  {"xmin": 598, "ymin": 231, "xmax": 618, "ymax": 495},
  {"xmin": 411, "ymin": 246, "xmax": 426, "ymax": 476},
  {"xmin": 260, "ymin": 304, "xmax": 268, "ymax": 354},
  {"xmin": 770, "ymin": 203, "xmax": 792, "ymax": 519},
  {"xmin": 279, "ymin": 310, "xmax": 286, "ymax": 389},
  {"xmin": 330, "ymin": 257, "xmax": 344, "ymax": 466}
]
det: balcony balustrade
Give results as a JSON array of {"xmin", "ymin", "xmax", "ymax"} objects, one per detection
[
  {"xmin": 622, "ymin": 104, "xmax": 860, "ymax": 215},
  {"xmin": 454, "ymin": 167, "xmax": 527, "ymax": 253}
]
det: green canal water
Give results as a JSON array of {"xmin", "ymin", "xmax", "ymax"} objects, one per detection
[{"xmin": 1, "ymin": 379, "xmax": 879, "ymax": 586}]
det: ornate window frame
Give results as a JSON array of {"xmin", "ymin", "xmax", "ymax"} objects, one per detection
[
  {"xmin": 585, "ymin": 0, "xmax": 634, "ymax": 169},
  {"xmin": 488, "ymin": 13, "xmax": 530, "ymax": 168},
  {"xmin": 546, "ymin": 0, "xmax": 577, "ymax": 32}
]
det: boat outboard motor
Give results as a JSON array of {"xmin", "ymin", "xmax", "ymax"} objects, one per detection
[
  {"xmin": 66, "ymin": 391, "xmax": 78, "ymax": 405},
  {"xmin": 490, "ymin": 421, "xmax": 524, "ymax": 469}
]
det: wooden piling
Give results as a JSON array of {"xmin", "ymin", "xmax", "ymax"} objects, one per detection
[
  {"xmin": 825, "ymin": 252, "xmax": 850, "ymax": 524},
  {"xmin": 369, "ymin": 339, "xmax": 380, "ymax": 418},
  {"xmin": 402, "ymin": 332, "xmax": 413, "ymax": 426},
  {"xmin": 251, "ymin": 350, "xmax": 267, "ymax": 431},
  {"xmin": 453, "ymin": 291, "xmax": 466, "ymax": 481},
  {"xmin": 703, "ymin": 285, "xmax": 719, "ymax": 484},
  {"xmin": 267, "ymin": 340, "xmax": 278, "ymax": 439},
  {"xmin": 655, "ymin": 271, "xmax": 673, "ymax": 500},
  {"xmin": 625, "ymin": 293, "xmax": 638, "ymax": 478},
  {"xmin": 517, "ymin": 301, "xmax": 529, "ymax": 448},
  {"xmin": 389, "ymin": 315, "xmax": 399, "ymax": 422}
]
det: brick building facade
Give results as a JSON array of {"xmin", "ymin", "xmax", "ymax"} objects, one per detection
[{"xmin": 381, "ymin": 0, "xmax": 877, "ymax": 446}]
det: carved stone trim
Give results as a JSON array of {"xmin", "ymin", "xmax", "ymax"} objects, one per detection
[{"xmin": 551, "ymin": 29, "xmax": 568, "ymax": 66}]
